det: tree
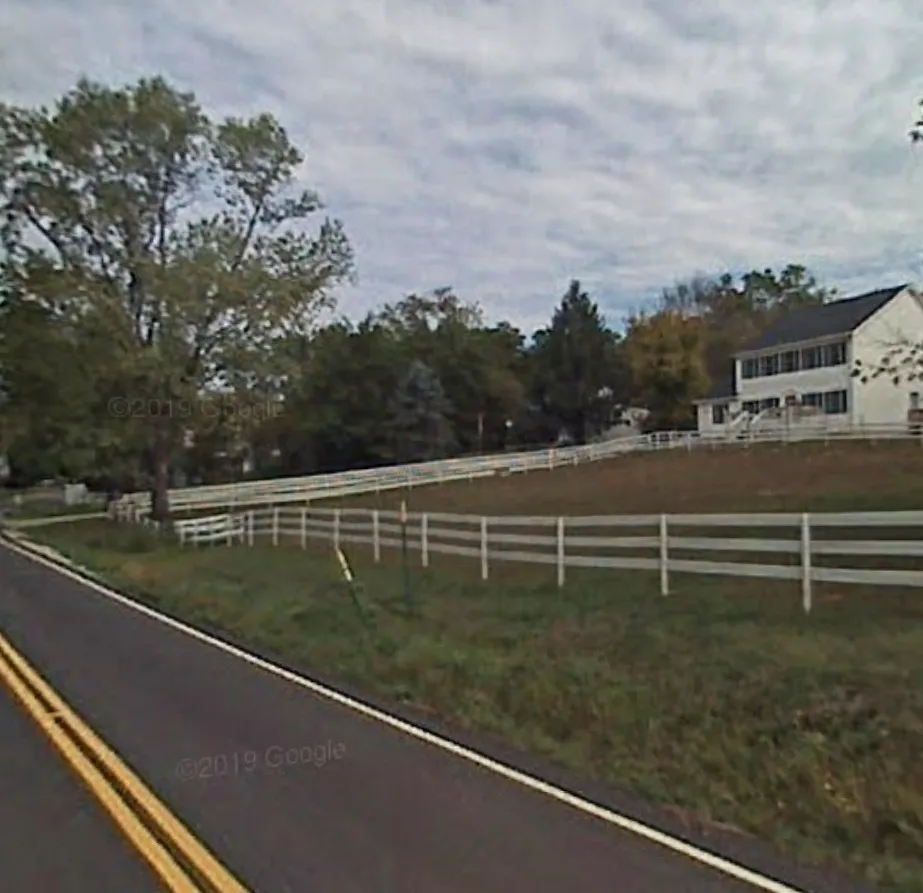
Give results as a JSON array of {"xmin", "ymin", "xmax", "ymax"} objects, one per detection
[
  {"xmin": 274, "ymin": 316, "xmax": 404, "ymax": 474},
  {"xmin": 624, "ymin": 310, "xmax": 710, "ymax": 429},
  {"xmin": 849, "ymin": 101, "xmax": 923, "ymax": 385},
  {"xmin": 375, "ymin": 289, "xmax": 528, "ymax": 453},
  {"xmin": 528, "ymin": 280, "xmax": 624, "ymax": 444},
  {"xmin": 259, "ymin": 288, "xmax": 529, "ymax": 473},
  {"xmin": 469, "ymin": 323, "xmax": 529, "ymax": 451},
  {"xmin": 658, "ymin": 265, "xmax": 835, "ymax": 385},
  {"xmin": 386, "ymin": 360, "xmax": 455, "ymax": 463},
  {"xmin": 0, "ymin": 76, "xmax": 354, "ymax": 519},
  {"xmin": 0, "ymin": 281, "xmax": 130, "ymax": 483}
]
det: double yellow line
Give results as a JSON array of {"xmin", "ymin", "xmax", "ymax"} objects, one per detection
[{"xmin": 0, "ymin": 630, "xmax": 250, "ymax": 892}]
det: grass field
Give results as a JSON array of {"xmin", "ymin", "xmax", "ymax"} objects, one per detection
[
  {"xmin": 329, "ymin": 439, "xmax": 923, "ymax": 516},
  {"xmin": 20, "ymin": 440, "xmax": 923, "ymax": 891}
]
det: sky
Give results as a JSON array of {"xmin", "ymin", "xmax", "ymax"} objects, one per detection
[{"xmin": 3, "ymin": 0, "xmax": 923, "ymax": 333}]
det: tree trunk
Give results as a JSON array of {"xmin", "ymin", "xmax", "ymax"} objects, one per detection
[{"xmin": 149, "ymin": 419, "xmax": 172, "ymax": 525}]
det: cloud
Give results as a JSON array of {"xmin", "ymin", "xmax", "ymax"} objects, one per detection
[{"xmin": 3, "ymin": 0, "xmax": 923, "ymax": 332}]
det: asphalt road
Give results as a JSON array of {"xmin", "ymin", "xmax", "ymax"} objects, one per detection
[
  {"xmin": 0, "ymin": 677, "xmax": 164, "ymax": 892},
  {"xmin": 0, "ymin": 539, "xmax": 871, "ymax": 893}
]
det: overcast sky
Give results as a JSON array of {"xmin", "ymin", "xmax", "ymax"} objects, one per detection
[{"xmin": 3, "ymin": 0, "xmax": 923, "ymax": 332}]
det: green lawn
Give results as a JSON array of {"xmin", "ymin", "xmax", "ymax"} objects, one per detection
[
  {"xmin": 0, "ymin": 497, "xmax": 107, "ymax": 522},
  {"xmin": 22, "ymin": 518, "xmax": 923, "ymax": 892}
]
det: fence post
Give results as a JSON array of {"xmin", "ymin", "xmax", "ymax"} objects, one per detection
[
  {"xmin": 226, "ymin": 513, "xmax": 233, "ymax": 547},
  {"xmin": 421, "ymin": 513, "xmax": 429, "ymax": 568},
  {"xmin": 659, "ymin": 514, "xmax": 669, "ymax": 595},
  {"xmin": 248, "ymin": 511, "xmax": 254, "ymax": 546},
  {"xmin": 480, "ymin": 516, "xmax": 489, "ymax": 581},
  {"xmin": 556, "ymin": 516, "xmax": 565, "ymax": 588},
  {"xmin": 373, "ymin": 510, "xmax": 380, "ymax": 562},
  {"xmin": 300, "ymin": 508, "xmax": 306, "ymax": 549},
  {"xmin": 800, "ymin": 512, "xmax": 812, "ymax": 614},
  {"xmin": 177, "ymin": 524, "xmax": 186, "ymax": 546},
  {"xmin": 400, "ymin": 501, "xmax": 412, "ymax": 612},
  {"xmin": 333, "ymin": 509, "xmax": 340, "ymax": 552},
  {"xmin": 272, "ymin": 507, "xmax": 279, "ymax": 546}
]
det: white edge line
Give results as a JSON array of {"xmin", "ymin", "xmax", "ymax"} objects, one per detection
[{"xmin": 2, "ymin": 536, "xmax": 809, "ymax": 893}]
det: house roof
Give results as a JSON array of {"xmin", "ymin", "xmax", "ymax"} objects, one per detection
[
  {"xmin": 706, "ymin": 376, "xmax": 735, "ymax": 401},
  {"xmin": 693, "ymin": 372, "xmax": 735, "ymax": 404},
  {"xmin": 736, "ymin": 284, "xmax": 909, "ymax": 354}
]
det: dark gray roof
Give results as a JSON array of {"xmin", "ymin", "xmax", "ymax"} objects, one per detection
[
  {"xmin": 736, "ymin": 284, "xmax": 909, "ymax": 354},
  {"xmin": 704, "ymin": 375, "xmax": 735, "ymax": 401}
]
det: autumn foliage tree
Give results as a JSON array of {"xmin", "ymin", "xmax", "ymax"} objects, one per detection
[{"xmin": 625, "ymin": 310, "xmax": 709, "ymax": 429}]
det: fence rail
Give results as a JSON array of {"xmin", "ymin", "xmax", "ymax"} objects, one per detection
[
  {"xmin": 163, "ymin": 505, "xmax": 923, "ymax": 613},
  {"xmin": 115, "ymin": 421, "xmax": 923, "ymax": 516}
]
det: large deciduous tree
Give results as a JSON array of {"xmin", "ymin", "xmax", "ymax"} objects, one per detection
[
  {"xmin": 0, "ymin": 76, "xmax": 354, "ymax": 519},
  {"xmin": 0, "ymin": 277, "xmax": 130, "ymax": 483}
]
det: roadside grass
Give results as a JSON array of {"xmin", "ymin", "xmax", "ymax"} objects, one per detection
[
  {"xmin": 25, "ymin": 518, "xmax": 923, "ymax": 892},
  {"xmin": 0, "ymin": 499, "xmax": 106, "ymax": 521}
]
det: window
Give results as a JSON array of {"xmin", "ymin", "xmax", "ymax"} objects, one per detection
[
  {"xmin": 911, "ymin": 392, "xmax": 921, "ymax": 411},
  {"xmin": 823, "ymin": 390, "xmax": 847, "ymax": 414},
  {"xmin": 801, "ymin": 346, "xmax": 821, "ymax": 369},
  {"xmin": 711, "ymin": 403, "xmax": 729, "ymax": 425},
  {"xmin": 760, "ymin": 354, "xmax": 779, "ymax": 376},
  {"xmin": 801, "ymin": 392, "xmax": 823, "ymax": 408},
  {"xmin": 742, "ymin": 400, "xmax": 760, "ymax": 415},
  {"xmin": 823, "ymin": 341, "xmax": 847, "ymax": 367},
  {"xmin": 780, "ymin": 350, "xmax": 800, "ymax": 373},
  {"xmin": 741, "ymin": 358, "xmax": 758, "ymax": 379},
  {"xmin": 760, "ymin": 397, "xmax": 780, "ymax": 411}
]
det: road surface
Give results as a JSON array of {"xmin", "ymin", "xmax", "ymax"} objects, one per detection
[
  {"xmin": 0, "ymin": 537, "xmax": 871, "ymax": 893},
  {"xmin": 0, "ymin": 679, "xmax": 164, "ymax": 891}
]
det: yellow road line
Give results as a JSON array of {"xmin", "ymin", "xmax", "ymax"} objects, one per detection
[{"xmin": 0, "ymin": 630, "xmax": 249, "ymax": 892}]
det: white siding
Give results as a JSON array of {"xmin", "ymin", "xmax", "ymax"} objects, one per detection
[
  {"xmin": 851, "ymin": 286, "xmax": 923, "ymax": 425},
  {"xmin": 696, "ymin": 398, "xmax": 740, "ymax": 434},
  {"xmin": 735, "ymin": 356, "xmax": 851, "ymax": 404},
  {"xmin": 696, "ymin": 404, "xmax": 712, "ymax": 432}
]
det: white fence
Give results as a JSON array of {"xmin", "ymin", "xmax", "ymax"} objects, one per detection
[
  {"xmin": 115, "ymin": 438, "xmax": 646, "ymax": 516},
  {"xmin": 172, "ymin": 512, "xmax": 247, "ymax": 544},
  {"xmin": 115, "ymin": 421, "xmax": 922, "ymax": 517},
  {"xmin": 167, "ymin": 505, "xmax": 923, "ymax": 613}
]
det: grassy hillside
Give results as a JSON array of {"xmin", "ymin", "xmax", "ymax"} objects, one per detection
[{"xmin": 327, "ymin": 440, "xmax": 923, "ymax": 516}]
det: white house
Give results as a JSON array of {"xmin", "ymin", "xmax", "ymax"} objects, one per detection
[{"xmin": 695, "ymin": 283, "xmax": 923, "ymax": 435}]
